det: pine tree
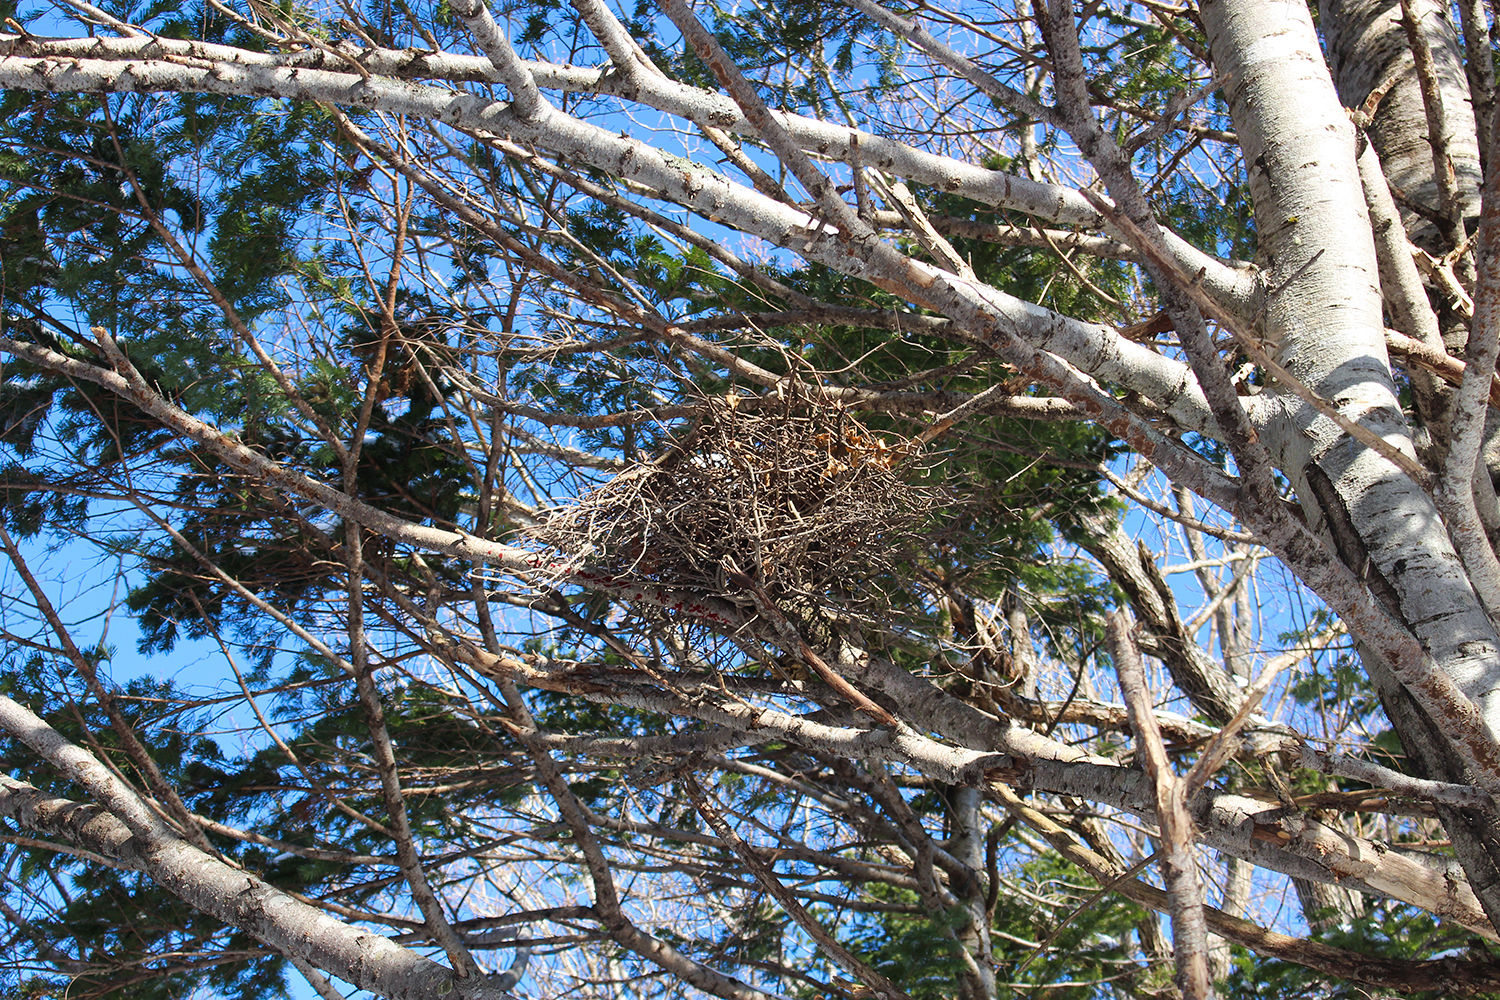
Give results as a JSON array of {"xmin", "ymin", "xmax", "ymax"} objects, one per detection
[{"xmin": 1, "ymin": 2, "xmax": 1499, "ymax": 999}]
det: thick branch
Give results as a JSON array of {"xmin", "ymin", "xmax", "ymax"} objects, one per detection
[{"xmin": 0, "ymin": 701, "xmax": 512, "ymax": 1000}]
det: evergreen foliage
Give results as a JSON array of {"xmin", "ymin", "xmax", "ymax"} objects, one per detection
[{"xmin": 0, "ymin": 1, "xmax": 1496, "ymax": 998}]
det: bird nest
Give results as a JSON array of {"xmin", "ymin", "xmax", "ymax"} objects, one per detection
[{"xmin": 530, "ymin": 392, "xmax": 936, "ymax": 608}]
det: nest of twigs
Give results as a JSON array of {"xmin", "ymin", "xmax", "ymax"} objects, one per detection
[{"xmin": 531, "ymin": 390, "xmax": 936, "ymax": 608}]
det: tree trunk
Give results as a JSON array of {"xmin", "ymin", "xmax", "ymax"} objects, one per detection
[
  {"xmin": 1322, "ymin": 0, "xmax": 1483, "ymax": 252},
  {"xmin": 1206, "ymin": 0, "xmax": 1500, "ymax": 923}
]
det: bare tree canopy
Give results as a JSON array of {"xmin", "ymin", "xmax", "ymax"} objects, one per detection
[{"xmin": 3, "ymin": 0, "xmax": 1500, "ymax": 997}]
